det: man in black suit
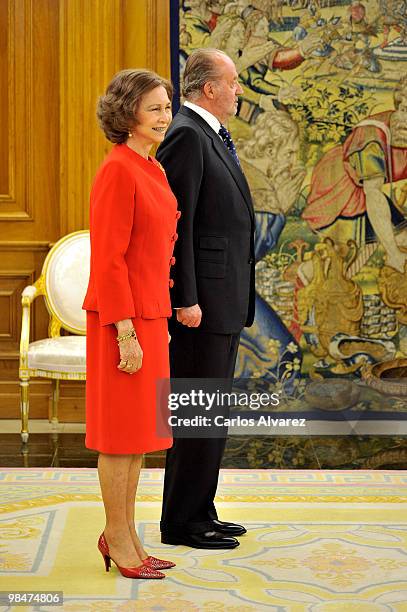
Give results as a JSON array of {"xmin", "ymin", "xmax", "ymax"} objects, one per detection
[{"xmin": 156, "ymin": 48, "xmax": 255, "ymax": 549}]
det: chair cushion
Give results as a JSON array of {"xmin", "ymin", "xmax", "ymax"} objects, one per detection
[
  {"xmin": 28, "ymin": 336, "xmax": 86, "ymax": 373},
  {"xmin": 44, "ymin": 232, "xmax": 90, "ymax": 334}
]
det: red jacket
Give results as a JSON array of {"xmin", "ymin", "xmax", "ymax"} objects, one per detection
[{"xmin": 83, "ymin": 144, "xmax": 179, "ymax": 325}]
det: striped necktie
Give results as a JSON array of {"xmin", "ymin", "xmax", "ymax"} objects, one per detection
[{"xmin": 218, "ymin": 124, "xmax": 240, "ymax": 167}]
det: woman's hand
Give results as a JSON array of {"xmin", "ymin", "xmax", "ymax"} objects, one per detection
[
  {"xmin": 115, "ymin": 319, "xmax": 143, "ymax": 374},
  {"xmin": 117, "ymin": 336, "xmax": 143, "ymax": 374}
]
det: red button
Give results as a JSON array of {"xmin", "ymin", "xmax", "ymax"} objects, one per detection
[
  {"xmin": 172, "ymin": 233, "xmax": 178, "ymax": 242},
  {"xmin": 170, "ymin": 257, "xmax": 176, "ymax": 266},
  {"xmin": 169, "ymin": 279, "xmax": 174, "ymax": 288},
  {"xmin": 176, "ymin": 211, "xmax": 181, "ymax": 220}
]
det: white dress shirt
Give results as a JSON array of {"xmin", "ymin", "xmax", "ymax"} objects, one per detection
[{"xmin": 183, "ymin": 100, "xmax": 222, "ymax": 139}]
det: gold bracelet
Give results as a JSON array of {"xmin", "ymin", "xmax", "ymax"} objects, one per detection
[{"xmin": 116, "ymin": 328, "xmax": 137, "ymax": 343}]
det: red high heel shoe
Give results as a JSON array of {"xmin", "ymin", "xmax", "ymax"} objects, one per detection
[
  {"xmin": 143, "ymin": 556, "xmax": 176, "ymax": 570},
  {"xmin": 98, "ymin": 533, "xmax": 165, "ymax": 579}
]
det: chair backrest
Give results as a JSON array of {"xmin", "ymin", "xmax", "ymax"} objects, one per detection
[{"xmin": 43, "ymin": 230, "xmax": 90, "ymax": 335}]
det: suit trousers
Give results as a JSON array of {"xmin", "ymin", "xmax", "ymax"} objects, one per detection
[{"xmin": 160, "ymin": 319, "xmax": 240, "ymax": 534}]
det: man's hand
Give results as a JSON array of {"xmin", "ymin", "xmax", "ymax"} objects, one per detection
[{"xmin": 176, "ymin": 304, "xmax": 202, "ymax": 327}]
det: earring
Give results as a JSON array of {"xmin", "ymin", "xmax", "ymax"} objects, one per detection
[{"xmin": 128, "ymin": 132, "xmax": 133, "ymax": 138}]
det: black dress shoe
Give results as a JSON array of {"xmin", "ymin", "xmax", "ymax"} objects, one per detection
[
  {"xmin": 161, "ymin": 530, "xmax": 240, "ymax": 549},
  {"xmin": 212, "ymin": 520, "xmax": 247, "ymax": 536}
]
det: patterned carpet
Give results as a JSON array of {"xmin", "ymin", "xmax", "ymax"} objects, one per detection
[{"xmin": 0, "ymin": 469, "xmax": 407, "ymax": 611}]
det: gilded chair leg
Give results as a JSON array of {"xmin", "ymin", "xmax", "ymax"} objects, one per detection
[
  {"xmin": 50, "ymin": 379, "xmax": 60, "ymax": 426},
  {"xmin": 21, "ymin": 443, "xmax": 29, "ymax": 467},
  {"xmin": 20, "ymin": 379, "xmax": 30, "ymax": 444}
]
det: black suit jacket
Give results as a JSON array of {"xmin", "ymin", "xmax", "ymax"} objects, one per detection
[{"xmin": 156, "ymin": 106, "xmax": 255, "ymax": 334}]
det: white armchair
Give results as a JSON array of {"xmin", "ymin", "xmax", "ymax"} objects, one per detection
[{"xmin": 19, "ymin": 231, "xmax": 90, "ymax": 442}]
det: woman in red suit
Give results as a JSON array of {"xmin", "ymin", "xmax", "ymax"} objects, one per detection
[{"xmin": 83, "ymin": 69, "xmax": 179, "ymax": 579}]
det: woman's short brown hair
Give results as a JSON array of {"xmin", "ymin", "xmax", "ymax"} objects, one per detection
[{"xmin": 97, "ymin": 69, "xmax": 173, "ymax": 144}]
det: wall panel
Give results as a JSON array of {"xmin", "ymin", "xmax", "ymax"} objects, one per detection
[
  {"xmin": 0, "ymin": 0, "xmax": 171, "ymax": 423},
  {"xmin": 0, "ymin": 272, "xmax": 35, "ymax": 348},
  {"xmin": 59, "ymin": 0, "xmax": 123, "ymax": 234},
  {"xmin": 123, "ymin": 0, "xmax": 170, "ymax": 77},
  {"xmin": 0, "ymin": 0, "xmax": 9, "ymax": 196}
]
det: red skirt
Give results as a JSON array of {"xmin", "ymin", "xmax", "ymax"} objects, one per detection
[{"xmin": 85, "ymin": 312, "xmax": 173, "ymax": 454}]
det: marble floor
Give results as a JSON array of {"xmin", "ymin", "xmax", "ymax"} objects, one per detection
[
  {"xmin": 0, "ymin": 420, "xmax": 166, "ymax": 468},
  {"xmin": 2, "ymin": 420, "xmax": 407, "ymax": 470}
]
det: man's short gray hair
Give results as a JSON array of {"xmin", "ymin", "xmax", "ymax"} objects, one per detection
[{"xmin": 182, "ymin": 48, "xmax": 228, "ymax": 100}]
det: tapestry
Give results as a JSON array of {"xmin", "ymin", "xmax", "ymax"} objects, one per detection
[{"xmin": 175, "ymin": 0, "xmax": 407, "ymax": 416}]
